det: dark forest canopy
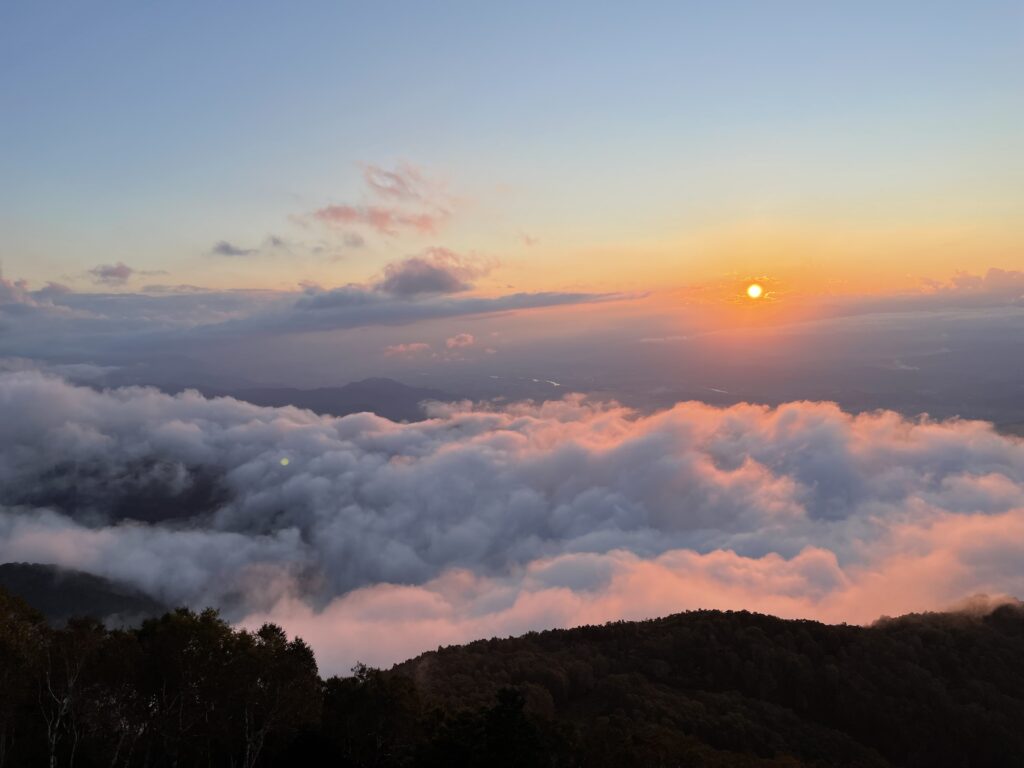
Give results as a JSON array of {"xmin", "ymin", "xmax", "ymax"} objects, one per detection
[{"xmin": 2, "ymin": 586, "xmax": 1024, "ymax": 767}]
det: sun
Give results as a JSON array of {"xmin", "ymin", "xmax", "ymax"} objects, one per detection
[{"xmin": 746, "ymin": 283, "xmax": 764, "ymax": 299}]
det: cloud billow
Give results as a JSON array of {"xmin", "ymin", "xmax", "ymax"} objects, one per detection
[
  {"xmin": 377, "ymin": 257, "xmax": 468, "ymax": 296},
  {"xmin": 375, "ymin": 248, "xmax": 490, "ymax": 297},
  {"xmin": 2, "ymin": 370, "xmax": 1024, "ymax": 671}
]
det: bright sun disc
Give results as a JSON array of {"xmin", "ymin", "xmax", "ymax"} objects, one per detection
[{"xmin": 746, "ymin": 283, "xmax": 764, "ymax": 299}]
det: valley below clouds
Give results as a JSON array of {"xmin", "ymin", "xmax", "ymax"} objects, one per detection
[{"xmin": 2, "ymin": 369, "xmax": 1023, "ymax": 672}]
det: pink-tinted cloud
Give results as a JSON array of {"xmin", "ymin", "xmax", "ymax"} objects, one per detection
[
  {"xmin": 0, "ymin": 274, "xmax": 86, "ymax": 318},
  {"xmin": 311, "ymin": 162, "xmax": 452, "ymax": 238},
  {"xmin": 362, "ymin": 163, "xmax": 436, "ymax": 204},
  {"xmin": 312, "ymin": 204, "xmax": 443, "ymax": 236},
  {"xmin": 2, "ymin": 372, "xmax": 1024, "ymax": 673},
  {"xmin": 245, "ymin": 507, "xmax": 1024, "ymax": 672},
  {"xmin": 445, "ymin": 333, "xmax": 474, "ymax": 349},
  {"xmin": 383, "ymin": 342, "xmax": 431, "ymax": 357},
  {"xmin": 0, "ymin": 273, "xmax": 37, "ymax": 306},
  {"xmin": 923, "ymin": 268, "xmax": 1024, "ymax": 302}
]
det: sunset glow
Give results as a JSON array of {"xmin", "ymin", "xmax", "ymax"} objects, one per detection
[{"xmin": 1, "ymin": 7, "xmax": 1023, "ymax": 754}]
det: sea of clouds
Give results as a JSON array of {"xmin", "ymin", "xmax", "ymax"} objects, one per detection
[{"xmin": 2, "ymin": 369, "xmax": 1023, "ymax": 672}]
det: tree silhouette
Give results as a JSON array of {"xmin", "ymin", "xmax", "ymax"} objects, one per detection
[{"xmin": 2, "ymin": 588, "xmax": 1024, "ymax": 767}]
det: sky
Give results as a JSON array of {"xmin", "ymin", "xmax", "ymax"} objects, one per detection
[
  {"xmin": 2, "ymin": 1, "xmax": 1022, "ymax": 295},
  {"xmin": 1, "ymin": 2, "xmax": 1023, "ymax": 672}
]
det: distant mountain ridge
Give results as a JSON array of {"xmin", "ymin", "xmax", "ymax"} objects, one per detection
[
  {"xmin": 390, "ymin": 601, "xmax": 1024, "ymax": 766},
  {"xmin": 209, "ymin": 377, "xmax": 456, "ymax": 422},
  {"xmin": 0, "ymin": 562, "xmax": 166, "ymax": 626}
]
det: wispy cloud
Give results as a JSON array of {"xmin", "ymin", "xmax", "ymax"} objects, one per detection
[
  {"xmin": 311, "ymin": 162, "xmax": 452, "ymax": 238},
  {"xmin": 920, "ymin": 268, "xmax": 1024, "ymax": 305},
  {"xmin": 272, "ymin": 287, "xmax": 610, "ymax": 334},
  {"xmin": 209, "ymin": 235, "xmax": 296, "ymax": 258},
  {"xmin": 361, "ymin": 163, "xmax": 439, "ymax": 204},
  {"xmin": 312, "ymin": 205, "xmax": 443, "ymax": 236},
  {"xmin": 210, "ymin": 240, "xmax": 257, "ymax": 257},
  {"xmin": 88, "ymin": 262, "xmax": 135, "ymax": 285},
  {"xmin": 383, "ymin": 342, "xmax": 431, "ymax": 357},
  {"xmin": 445, "ymin": 332, "xmax": 474, "ymax": 349}
]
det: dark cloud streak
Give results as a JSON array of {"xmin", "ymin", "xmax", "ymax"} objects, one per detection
[
  {"xmin": 88, "ymin": 262, "xmax": 134, "ymax": 285},
  {"xmin": 210, "ymin": 241, "xmax": 257, "ymax": 257}
]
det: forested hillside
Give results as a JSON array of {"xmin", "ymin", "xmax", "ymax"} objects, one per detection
[
  {"xmin": 2, "ymin": 585, "xmax": 1023, "ymax": 767},
  {"xmin": 0, "ymin": 563, "xmax": 166, "ymax": 626}
]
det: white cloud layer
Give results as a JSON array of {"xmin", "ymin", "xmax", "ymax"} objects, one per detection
[{"xmin": 1, "ymin": 370, "xmax": 1023, "ymax": 672}]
